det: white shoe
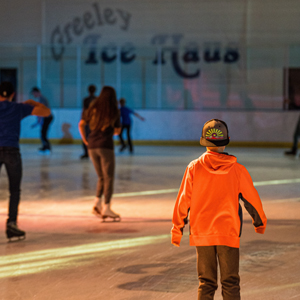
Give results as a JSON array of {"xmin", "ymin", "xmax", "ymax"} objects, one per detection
[
  {"xmin": 92, "ymin": 206, "xmax": 102, "ymax": 217},
  {"xmin": 92, "ymin": 197, "xmax": 102, "ymax": 217},
  {"xmin": 101, "ymin": 203, "xmax": 120, "ymax": 221}
]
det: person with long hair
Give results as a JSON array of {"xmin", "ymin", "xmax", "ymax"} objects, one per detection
[{"xmin": 78, "ymin": 86, "xmax": 121, "ymax": 220}]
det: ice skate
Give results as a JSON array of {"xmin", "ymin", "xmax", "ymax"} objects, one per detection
[
  {"xmin": 92, "ymin": 206, "xmax": 102, "ymax": 217},
  {"xmin": 101, "ymin": 204, "xmax": 121, "ymax": 222},
  {"xmin": 284, "ymin": 149, "xmax": 297, "ymax": 156},
  {"xmin": 39, "ymin": 149, "xmax": 51, "ymax": 155},
  {"xmin": 80, "ymin": 154, "xmax": 89, "ymax": 160},
  {"xmin": 92, "ymin": 197, "xmax": 102, "ymax": 218},
  {"xmin": 119, "ymin": 145, "xmax": 127, "ymax": 152},
  {"xmin": 6, "ymin": 222, "xmax": 26, "ymax": 242}
]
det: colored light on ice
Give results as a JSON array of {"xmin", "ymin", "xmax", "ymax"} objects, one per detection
[{"xmin": 0, "ymin": 234, "xmax": 170, "ymax": 278}]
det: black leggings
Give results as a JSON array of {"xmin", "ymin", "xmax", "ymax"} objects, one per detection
[
  {"xmin": 41, "ymin": 115, "xmax": 53, "ymax": 150},
  {"xmin": 0, "ymin": 147, "xmax": 22, "ymax": 223}
]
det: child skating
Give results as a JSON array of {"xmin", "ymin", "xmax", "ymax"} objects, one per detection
[
  {"xmin": 171, "ymin": 119, "xmax": 267, "ymax": 300},
  {"xmin": 119, "ymin": 98, "xmax": 145, "ymax": 154}
]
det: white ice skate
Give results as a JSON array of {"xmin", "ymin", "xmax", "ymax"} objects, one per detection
[
  {"xmin": 92, "ymin": 197, "xmax": 102, "ymax": 218},
  {"xmin": 101, "ymin": 204, "xmax": 121, "ymax": 222},
  {"xmin": 92, "ymin": 206, "xmax": 102, "ymax": 217}
]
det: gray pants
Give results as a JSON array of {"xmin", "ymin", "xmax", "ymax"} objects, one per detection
[
  {"xmin": 196, "ymin": 246, "xmax": 240, "ymax": 300},
  {"xmin": 88, "ymin": 148, "xmax": 115, "ymax": 204}
]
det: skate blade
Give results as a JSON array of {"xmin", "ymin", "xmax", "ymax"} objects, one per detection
[
  {"xmin": 102, "ymin": 215, "xmax": 121, "ymax": 223},
  {"xmin": 7, "ymin": 235, "xmax": 26, "ymax": 243}
]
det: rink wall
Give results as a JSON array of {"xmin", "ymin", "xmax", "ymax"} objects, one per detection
[
  {"xmin": 20, "ymin": 109, "xmax": 299, "ymax": 146},
  {"xmin": 2, "ymin": 0, "xmax": 300, "ymax": 112}
]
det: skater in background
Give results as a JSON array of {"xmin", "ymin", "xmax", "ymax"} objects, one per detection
[
  {"xmin": 119, "ymin": 98, "xmax": 145, "ymax": 154},
  {"xmin": 284, "ymin": 88, "xmax": 300, "ymax": 156},
  {"xmin": 0, "ymin": 82, "xmax": 51, "ymax": 240},
  {"xmin": 284, "ymin": 114, "xmax": 300, "ymax": 156},
  {"xmin": 78, "ymin": 86, "xmax": 121, "ymax": 221},
  {"xmin": 171, "ymin": 119, "xmax": 267, "ymax": 299},
  {"xmin": 80, "ymin": 84, "xmax": 97, "ymax": 159},
  {"xmin": 31, "ymin": 87, "xmax": 54, "ymax": 153}
]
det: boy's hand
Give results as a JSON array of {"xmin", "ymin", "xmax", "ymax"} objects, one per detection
[
  {"xmin": 255, "ymin": 226, "xmax": 266, "ymax": 234},
  {"xmin": 171, "ymin": 233, "xmax": 181, "ymax": 247}
]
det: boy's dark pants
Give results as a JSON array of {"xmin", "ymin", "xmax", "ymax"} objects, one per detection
[
  {"xmin": 0, "ymin": 147, "xmax": 22, "ymax": 224},
  {"xmin": 196, "ymin": 245, "xmax": 240, "ymax": 300}
]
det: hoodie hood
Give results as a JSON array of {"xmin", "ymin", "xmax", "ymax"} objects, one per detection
[{"xmin": 199, "ymin": 151, "xmax": 237, "ymax": 174}]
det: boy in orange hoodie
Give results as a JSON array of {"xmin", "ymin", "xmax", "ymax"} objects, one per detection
[{"xmin": 171, "ymin": 119, "xmax": 267, "ymax": 300}]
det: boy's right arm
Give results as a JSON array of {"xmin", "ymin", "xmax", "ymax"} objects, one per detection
[
  {"xmin": 171, "ymin": 165, "xmax": 193, "ymax": 247},
  {"xmin": 24, "ymin": 99, "xmax": 51, "ymax": 117}
]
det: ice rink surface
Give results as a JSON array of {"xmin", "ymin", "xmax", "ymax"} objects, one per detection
[{"xmin": 0, "ymin": 144, "xmax": 300, "ymax": 300}]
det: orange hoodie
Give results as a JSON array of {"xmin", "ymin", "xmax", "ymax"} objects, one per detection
[{"xmin": 171, "ymin": 151, "xmax": 267, "ymax": 248}]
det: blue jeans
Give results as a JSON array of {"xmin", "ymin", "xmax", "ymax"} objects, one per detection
[{"xmin": 0, "ymin": 147, "xmax": 22, "ymax": 223}]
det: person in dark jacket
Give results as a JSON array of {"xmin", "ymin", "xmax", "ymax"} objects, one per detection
[
  {"xmin": 284, "ymin": 115, "xmax": 300, "ymax": 156},
  {"xmin": 119, "ymin": 98, "xmax": 145, "ymax": 153},
  {"xmin": 0, "ymin": 82, "xmax": 51, "ymax": 240},
  {"xmin": 80, "ymin": 85, "xmax": 96, "ymax": 159}
]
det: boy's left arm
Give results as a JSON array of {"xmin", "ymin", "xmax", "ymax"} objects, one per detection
[
  {"xmin": 239, "ymin": 165, "xmax": 267, "ymax": 234},
  {"xmin": 171, "ymin": 164, "xmax": 193, "ymax": 246}
]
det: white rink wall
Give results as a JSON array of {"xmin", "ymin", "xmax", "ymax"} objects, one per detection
[
  {"xmin": 2, "ymin": 0, "xmax": 300, "ymax": 112},
  {"xmin": 20, "ymin": 109, "xmax": 299, "ymax": 144}
]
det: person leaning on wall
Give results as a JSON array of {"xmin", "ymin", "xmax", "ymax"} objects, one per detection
[{"xmin": 0, "ymin": 81, "xmax": 51, "ymax": 241}]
